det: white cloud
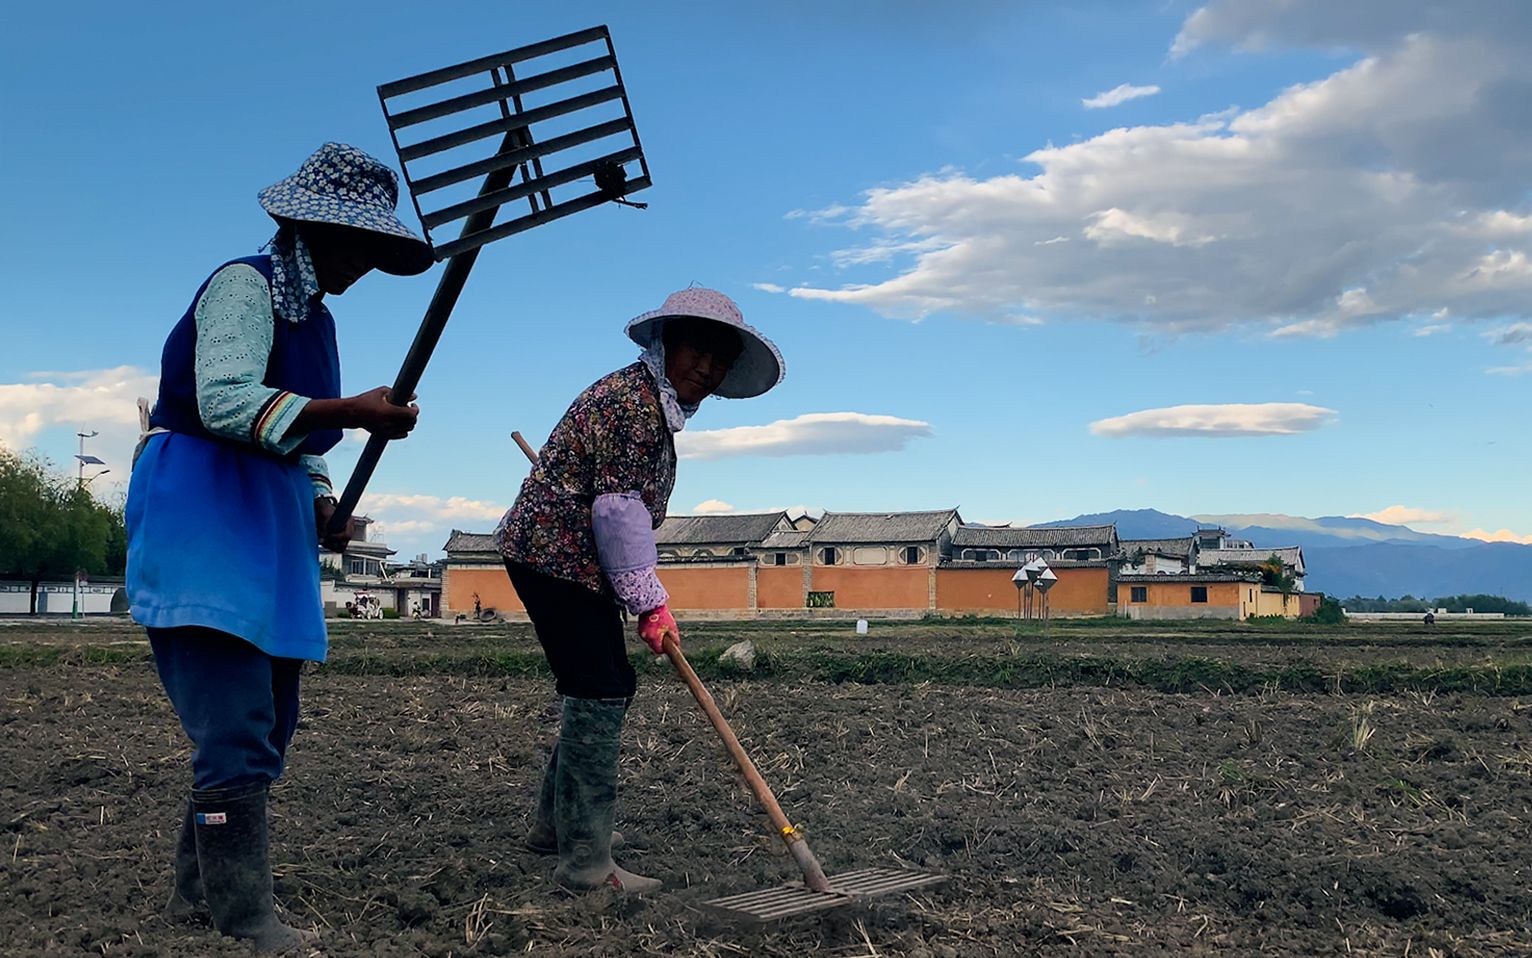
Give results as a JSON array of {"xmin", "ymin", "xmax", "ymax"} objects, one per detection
[
  {"xmin": 0, "ymin": 366, "xmax": 156, "ymax": 449},
  {"xmin": 1412, "ymin": 323, "xmax": 1450, "ymax": 337},
  {"xmin": 1485, "ymin": 322, "xmax": 1532, "ymax": 346},
  {"xmin": 692, "ymin": 499, "xmax": 736, "ymax": 514},
  {"xmin": 1486, "ymin": 361, "xmax": 1532, "ymax": 376},
  {"xmin": 360, "ymin": 493, "xmax": 506, "ymax": 523},
  {"xmin": 1082, "ymin": 83, "xmax": 1162, "ymax": 109},
  {"xmin": 357, "ymin": 492, "xmax": 508, "ymax": 555},
  {"xmin": 1461, "ymin": 527, "xmax": 1532, "ymax": 544},
  {"xmin": 0, "ymin": 366, "xmax": 159, "ymax": 486},
  {"xmin": 1089, "ymin": 402, "xmax": 1337, "ymax": 438},
  {"xmin": 676, "ymin": 412, "xmax": 933, "ymax": 460},
  {"xmin": 785, "ymin": 204, "xmax": 851, "ymax": 224},
  {"xmin": 1171, "ymin": 0, "xmax": 1518, "ymax": 58},
  {"xmin": 777, "ymin": 5, "xmax": 1532, "ymax": 337},
  {"xmin": 1350, "ymin": 505, "xmax": 1455, "ymax": 526},
  {"xmin": 751, "ymin": 283, "xmax": 785, "ymax": 294},
  {"xmin": 1084, "ymin": 207, "xmax": 1219, "ymax": 247}
]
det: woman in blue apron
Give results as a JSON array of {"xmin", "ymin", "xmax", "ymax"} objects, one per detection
[{"xmin": 127, "ymin": 143, "xmax": 432, "ymax": 952}]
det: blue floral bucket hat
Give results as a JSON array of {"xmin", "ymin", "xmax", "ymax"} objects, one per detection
[
  {"xmin": 257, "ymin": 142, "xmax": 435, "ymax": 276},
  {"xmin": 626, "ymin": 287, "xmax": 785, "ymax": 399}
]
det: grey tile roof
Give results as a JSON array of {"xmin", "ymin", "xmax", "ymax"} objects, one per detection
[
  {"xmin": 759, "ymin": 530, "xmax": 810, "ymax": 549},
  {"xmin": 655, "ymin": 512, "xmax": 787, "ymax": 547},
  {"xmin": 951, "ymin": 524, "xmax": 1118, "ymax": 549},
  {"xmin": 656, "ymin": 554, "xmax": 757, "ymax": 566},
  {"xmin": 807, "ymin": 509, "xmax": 960, "ymax": 544},
  {"xmin": 1119, "ymin": 537, "xmax": 1195, "ymax": 558},
  {"xmin": 1200, "ymin": 547, "xmax": 1305, "ymax": 572},
  {"xmin": 941, "ymin": 558, "xmax": 1111, "ymax": 569},
  {"xmin": 443, "ymin": 530, "xmax": 498, "ymax": 554},
  {"xmin": 1117, "ymin": 572, "xmax": 1261, "ymax": 583}
]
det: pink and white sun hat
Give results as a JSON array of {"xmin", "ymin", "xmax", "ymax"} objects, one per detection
[{"xmin": 625, "ymin": 287, "xmax": 785, "ymax": 399}]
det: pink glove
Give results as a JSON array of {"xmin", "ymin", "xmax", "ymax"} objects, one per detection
[{"xmin": 637, "ymin": 604, "xmax": 679, "ymax": 655}]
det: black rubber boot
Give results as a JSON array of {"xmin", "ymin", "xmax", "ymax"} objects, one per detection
[
  {"xmin": 192, "ymin": 782, "xmax": 315, "ymax": 953},
  {"xmin": 551, "ymin": 698, "xmax": 660, "ymax": 893},
  {"xmin": 524, "ymin": 740, "xmax": 623, "ymax": 854},
  {"xmin": 164, "ymin": 799, "xmax": 205, "ymax": 920}
]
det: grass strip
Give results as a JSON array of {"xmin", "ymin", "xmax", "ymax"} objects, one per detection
[{"xmin": 6, "ymin": 641, "xmax": 1528, "ymax": 695}]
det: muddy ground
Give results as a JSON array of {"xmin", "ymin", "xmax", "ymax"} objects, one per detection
[{"xmin": 3, "ymin": 622, "xmax": 1531, "ymax": 956}]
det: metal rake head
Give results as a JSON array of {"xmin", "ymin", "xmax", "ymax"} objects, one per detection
[
  {"xmin": 377, "ymin": 25, "xmax": 651, "ymax": 261},
  {"xmin": 703, "ymin": 867, "xmax": 947, "ymax": 922}
]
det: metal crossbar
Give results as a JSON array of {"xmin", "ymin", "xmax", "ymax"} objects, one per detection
[
  {"xmin": 377, "ymin": 24, "xmax": 650, "ymax": 260},
  {"xmin": 327, "ymin": 25, "xmax": 650, "ymax": 532}
]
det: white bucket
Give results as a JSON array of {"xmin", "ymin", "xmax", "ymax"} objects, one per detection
[{"xmin": 855, "ymin": 619, "xmax": 869, "ymax": 635}]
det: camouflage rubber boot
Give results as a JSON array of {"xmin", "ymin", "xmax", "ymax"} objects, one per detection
[
  {"xmin": 550, "ymin": 698, "xmax": 660, "ymax": 893},
  {"xmin": 525, "ymin": 740, "xmax": 623, "ymax": 854}
]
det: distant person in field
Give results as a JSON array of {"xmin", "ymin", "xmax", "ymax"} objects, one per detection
[
  {"xmin": 495, "ymin": 288, "xmax": 784, "ymax": 893},
  {"xmin": 125, "ymin": 143, "xmax": 431, "ymax": 952}
]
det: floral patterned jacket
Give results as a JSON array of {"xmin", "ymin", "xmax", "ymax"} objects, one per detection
[{"xmin": 495, "ymin": 362, "xmax": 676, "ymax": 606}]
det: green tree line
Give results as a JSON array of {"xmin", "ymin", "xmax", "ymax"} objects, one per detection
[
  {"xmin": 0, "ymin": 447, "xmax": 127, "ymax": 614},
  {"xmin": 1340, "ymin": 594, "xmax": 1532, "ymax": 615}
]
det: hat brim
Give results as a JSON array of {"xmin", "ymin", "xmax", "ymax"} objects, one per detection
[
  {"xmin": 259, "ymin": 182, "xmax": 436, "ymax": 276},
  {"xmin": 626, "ymin": 312, "xmax": 784, "ymax": 399}
]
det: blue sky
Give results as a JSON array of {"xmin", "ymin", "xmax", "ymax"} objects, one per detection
[{"xmin": 4, "ymin": 0, "xmax": 1530, "ymax": 559}]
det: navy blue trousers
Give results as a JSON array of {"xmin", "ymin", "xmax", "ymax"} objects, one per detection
[
  {"xmin": 148, "ymin": 626, "xmax": 302, "ymax": 790},
  {"xmin": 504, "ymin": 561, "xmax": 636, "ymax": 700}
]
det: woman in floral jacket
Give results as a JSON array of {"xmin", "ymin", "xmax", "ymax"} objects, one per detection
[{"xmin": 495, "ymin": 288, "xmax": 784, "ymax": 893}]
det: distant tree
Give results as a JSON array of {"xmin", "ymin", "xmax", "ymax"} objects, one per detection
[
  {"xmin": 1259, "ymin": 554, "xmax": 1296, "ymax": 595},
  {"xmin": 1432, "ymin": 594, "xmax": 1532, "ymax": 616},
  {"xmin": 1340, "ymin": 594, "xmax": 1529, "ymax": 615},
  {"xmin": 0, "ymin": 447, "xmax": 124, "ymax": 613},
  {"xmin": 1307, "ymin": 595, "xmax": 1346, "ymax": 624}
]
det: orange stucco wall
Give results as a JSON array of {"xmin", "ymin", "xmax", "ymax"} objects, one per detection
[
  {"xmin": 444, "ymin": 565, "xmax": 524, "ymax": 614},
  {"xmin": 1118, "ymin": 580, "xmax": 1245, "ymax": 619},
  {"xmin": 1255, "ymin": 589, "xmax": 1301, "ymax": 618},
  {"xmin": 810, "ymin": 566, "xmax": 930, "ymax": 609},
  {"xmin": 1128, "ymin": 580, "xmax": 1243, "ymax": 607},
  {"xmin": 757, "ymin": 566, "xmax": 804, "ymax": 609},
  {"xmin": 656, "ymin": 566, "xmax": 752, "ymax": 610},
  {"xmin": 936, "ymin": 567, "xmax": 1110, "ymax": 615}
]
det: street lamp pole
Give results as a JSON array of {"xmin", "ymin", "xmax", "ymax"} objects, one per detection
[{"xmin": 71, "ymin": 430, "xmax": 106, "ymax": 618}]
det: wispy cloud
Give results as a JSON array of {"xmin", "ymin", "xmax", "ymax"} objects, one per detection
[
  {"xmin": 1485, "ymin": 322, "xmax": 1532, "ymax": 346},
  {"xmin": 358, "ymin": 492, "xmax": 508, "ymax": 554},
  {"xmin": 1486, "ymin": 361, "xmax": 1532, "ymax": 376},
  {"xmin": 0, "ymin": 366, "xmax": 156, "ymax": 448},
  {"xmin": 0, "ymin": 366, "xmax": 159, "ymax": 486},
  {"xmin": 1082, "ymin": 83, "xmax": 1162, "ymax": 109},
  {"xmin": 692, "ymin": 499, "xmax": 736, "ymax": 514},
  {"xmin": 1350, "ymin": 505, "xmax": 1454, "ymax": 526},
  {"xmin": 784, "ymin": 204, "xmax": 851, "ymax": 224},
  {"xmin": 360, "ymin": 493, "xmax": 506, "ymax": 523},
  {"xmin": 1089, "ymin": 402, "xmax": 1337, "ymax": 438},
  {"xmin": 783, "ymin": 5, "xmax": 1532, "ymax": 335},
  {"xmin": 677, "ymin": 412, "xmax": 933, "ymax": 460},
  {"xmin": 751, "ymin": 282, "xmax": 785, "ymax": 294},
  {"xmin": 1461, "ymin": 527, "xmax": 1532, "ymax": 545}
]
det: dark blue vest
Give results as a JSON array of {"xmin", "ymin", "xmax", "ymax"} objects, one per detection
[{"xmin": 149, "ymin": 256, "xmax": 342, "ymax": 459}]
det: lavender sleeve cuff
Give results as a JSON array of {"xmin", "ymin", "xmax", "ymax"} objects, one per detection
[{"xmin": 593, "ymin": 492, "xmax": 668, "ymax": 614}]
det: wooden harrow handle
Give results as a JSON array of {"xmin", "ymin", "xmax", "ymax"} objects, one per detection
[
  {"xmin": 508, "ymin": 431, "xmax": 832, "ymax": 892},
  {"xmin": 662, "ymin": 635, "xmax": 833, "ymax": 893},
  {"xmin": 511, "ymin": 430, "xmax": 538, "ymax": 465}
]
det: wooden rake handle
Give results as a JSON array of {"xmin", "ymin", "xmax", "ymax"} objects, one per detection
[
  {"xmin": 661, "ymin": 635, "xmax": 833, "ymax": 893},
  {"xmin": 509, "ymin": 432, "xmax": 832, "ymax": 893}
]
